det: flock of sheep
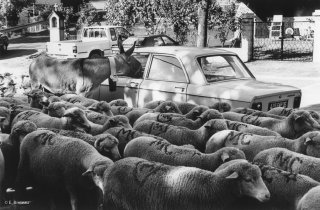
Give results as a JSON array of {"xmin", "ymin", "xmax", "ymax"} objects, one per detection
[{"xmin": 0, "ymin": 83, "xmax": 320, "ymax": 210}]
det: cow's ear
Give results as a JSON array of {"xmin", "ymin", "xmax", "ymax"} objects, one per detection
[
  {"xmin": 118, "ymin": 35, "xmax": 125, "ymax": 54},
  {"xmin": 125, "ymin": 41, "xmax": 136, "ymax": 57}
]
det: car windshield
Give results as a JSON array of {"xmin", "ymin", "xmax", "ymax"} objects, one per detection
[
  {"xmin": 123, "ymin": 37, "xmax": 144, "ymax": 46},
  {"xmin": 197, "ymin": 55, "xmax": 252, "ymax": 83}
]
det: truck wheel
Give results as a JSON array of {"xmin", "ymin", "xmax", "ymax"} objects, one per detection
[{"xmin": 89, "ymin": 52, "xmax": 102, "ymax": 59}]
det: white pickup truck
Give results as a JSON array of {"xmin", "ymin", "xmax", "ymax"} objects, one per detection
[{"xmin": 46, "ymin": 25, "xmax": 131, "ymax": 59}]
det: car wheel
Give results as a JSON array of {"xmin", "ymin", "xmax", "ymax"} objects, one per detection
[
  {"xmin": 90, "ymin": 53, "xmax": 102, "ymax": 59},
  {"xmin": 0, "ymin": 45, "xmax": 5, "ymax": 54}
]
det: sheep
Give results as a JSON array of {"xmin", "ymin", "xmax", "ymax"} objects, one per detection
[
  {"xmin": 297, "ymin": 185, "xmax": 320, "ymax": 210},
  {"xmin": 0, "ymin": 120, "xmax": 37, "ymax": 204},
  {"xmin": 109, "ymin": 99, "xmax": 128, "ymax": 107},
  {"xmin": 15, "ymin": 130, "xmax": 114, "ymax": 210},
  {"xmin": 222, "ymin": 110, "xmax": 320, "ymax": 139},
  {"xmin": 39, "ymin": 128, "xmax": 121, "ymax": 161},
  {"xmin": 205, "ymin": 130, "xmax": 320, "ymax": 161},
  {"xmin": 134, "ymin": 109, "xmax": 223, "ymax": 129},
  {"xmin": 106, "ymin": 126, "xmax": 168, "ymax": 156},
  {"xmin": 0, "ymin": 107, "xmax": 11, "ymax": 133},
  {"xmin": 231, "ymin": 107, "xmax": 286, "ymax": 120},
  {"xmin": 88, "ymin": 115, "xmax": 132, "ymax": 136},
  {"xmin": 268, "ymin": 107, "xmax": 320, "ymax": 124},
  {"xmin": 235, "ymin": 164, "xmax": 320, "ymax": 210},
  {"xmin": 60, "ymin": 93, "xmax": 99, "ymax": 107},
  {"xmin": 124, "ymin": 136, "xmax": 246, "ymax": 172},
  {"xmin": 87, "ymin": 101, "xmax": 113, "ymax": 117},
  {"xmin": 133, "ymin": 119, "xmax": 224, "ymax": 151},
  {"xmin": 143, "ymin": 100, "xmax": 165, "ymax": 109},
  {"xmin": 102, "ymin": 158, "xmax": 270, "ymax": 210},
  {"xmin": 209, "ymin": 101, "xmax": 232, "ymax": 113},
  {"xmin": 253, "ymin": 148, "xmax": 320, "ymax": 183},
  {"xmin": 24, "ymin": 89, "xmax": 51, "ymax": 109},
  {"xmin": 11, "ymin": 107, "xmax": 92, "ymax": 133},
  {"xmin": 119, "ymin": 101, "xmax": 182, "ymax": 126}
]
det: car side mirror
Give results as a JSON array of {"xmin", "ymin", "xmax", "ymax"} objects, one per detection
[{"xmin": 108, "ymin": 78, "xmax": 117, "ymax": 92}]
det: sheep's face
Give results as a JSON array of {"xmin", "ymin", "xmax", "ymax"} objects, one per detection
[
  {"xmin": 64, "ymin": 108, "xmax": 91, "ymax": 133},
  {"xmin": 219, "ymin": 148, "xmax": 246, "ymax": 163},
  {"xmin": 11, "ymin": 120, "xmax": 38, "ymax": 144},
  {"xmin": 110, "ymin": 99, "xmax": 128, "ymax": 107},
  {"xmin": 233, "ymin": 164, "xmax": 270, "ymax": 202},
  {"xmin": 303, "ymin": 131, "xmax": 320, "ymax": 158},
  {"xmin": 94, "ymin": 134, "xmax": 121, "ymax": 161},
  {"xmin": 0, "ymin": 108, "xmax": 11, "ymax": 133},
  {"xmin": 200, "ymin": 109, "xmax": 224, "ymax": 121},
  {"xmin": 157, "ymin": 102, "xmax": 181, "ymax": 114},
  {"xmin": 47, "ymin": 102, "xmax": 66, "ymax": 118},
  {"xmin": 292, "ymin": 110, "xmax": 320, "ymax": 134},
  {"xmin": 106, "ymin": 116, "xmax": 132, "ymax": 129},
  {"xmin": 88, "ymin": 101, "xmax": 112, "ymax": 116},
  {"xmin": 210, "ymin": 102, "xmax": 232, "ymax": 113}
]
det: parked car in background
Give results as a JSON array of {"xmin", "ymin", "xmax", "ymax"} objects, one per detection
[
  {"xmin": 0, "ymin": 32, "xmax": 9, "ymax": 53},
  {"xmin": 46, "ymin": 25, "xmax": 132, "ymax": 59},
  {"xmin": 111, "ymin": 34, "xmax": 179, "ymax": 53},
  {"xmin": 88, "ymin": 46, "xmax": 301, "ymax": 111}
]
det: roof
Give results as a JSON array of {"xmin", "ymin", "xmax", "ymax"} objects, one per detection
[
  {"xmin": 48, "ymin": 11, "xmax": 65, "ymax": 20},
  {"xmin": 35, "ymin": 0, "xmax": 61, "ymax": 5},
  {"xmin": 83, "ymin": 25, "xmax": 123, "ymax": 29},
  {"xmin": 239, "ymin": 0, "xmax": 320, "ymax": 19},
  {"xmin": 133, "ymin": 46, "xmax": 236, "ymax": 58}
]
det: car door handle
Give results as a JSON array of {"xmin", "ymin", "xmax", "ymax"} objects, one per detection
[
  {"xmin": 128, "ymin": 82, "xmax": 139, "ymax": 88},
  {"xmin": 175, "ymin": 86, "xmax": 185, "ymax": 92}
]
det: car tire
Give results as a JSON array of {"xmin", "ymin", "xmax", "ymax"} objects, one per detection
[{"xmin": 0, "ymin": 45, "xmax": 5, "ymax": 54}]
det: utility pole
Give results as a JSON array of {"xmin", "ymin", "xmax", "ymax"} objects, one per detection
[{"xmin": 197, "ymin": 0, "xmax": 210, "ymax": 47}]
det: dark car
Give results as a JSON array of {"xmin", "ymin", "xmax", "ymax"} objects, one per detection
[{"xmin": 111, "ymin": 34, "xmax": 179, "ymax": 53}]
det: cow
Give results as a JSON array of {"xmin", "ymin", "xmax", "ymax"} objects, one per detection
[{"xmin": 28, "ymin": 38, "xmax": 142, "ymax": 97}]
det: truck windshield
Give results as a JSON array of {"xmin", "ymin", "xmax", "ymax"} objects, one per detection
[{"xmin": 197, "ymin": 55, "xmax": 253, "ymax": 83}]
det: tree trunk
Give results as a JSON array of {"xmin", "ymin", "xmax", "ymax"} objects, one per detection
[{"xmin": 197, "ymin": 0, "xmax": 210, "ymax": 47}]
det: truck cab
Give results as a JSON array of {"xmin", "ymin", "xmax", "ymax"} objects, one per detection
[{"xmin": 46, "ymin": 25, "xmax": 131, "ymax": 59}]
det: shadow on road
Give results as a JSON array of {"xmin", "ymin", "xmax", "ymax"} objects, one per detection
[{"xmin": 0, "ymin": 49, "xmax": 38, "ymax": 60}]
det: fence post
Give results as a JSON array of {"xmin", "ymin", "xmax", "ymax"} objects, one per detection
[
  {"xmin": 313, "ymin": 9, "xmax": 320, "ymax": 62},
  {"xmin": 240, "ymin": 13, "xmax": 255, "ymax": 62}
]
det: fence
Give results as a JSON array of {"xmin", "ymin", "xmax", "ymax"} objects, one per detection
[{"xmin": 253, "ymin": 20, "xmax": 315, "ymax": 61}]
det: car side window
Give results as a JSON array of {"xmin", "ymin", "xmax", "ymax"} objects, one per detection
[
  {"xmin": 83, "ymin": 29, "xmax": 88, "ymax": 38},
  {"xmin": 133, "ymin": 53, "xmax": 149, "ymax": 71},
  {"xmin": 110, "ymin": 28, "xmax": 117, "ymax": 41},
  {"xmin": 154, "ymin": 37, "xmax": 164, "ymax": 46},
  {"xmin": 147, "ymin": 55, "xmax": 186, "ymax": 83},
  {"xmin": 162, "ymin": 36, "xmax": 175, "ymax": 45}
]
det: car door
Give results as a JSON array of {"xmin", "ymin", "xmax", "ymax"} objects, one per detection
[
  {"xmin": 87, "ymin": 53, "xmax": 149, "ymax": 107},
  {"xmin": 137, "ymin": 54, "xmax": 188, "ymax": 107}
]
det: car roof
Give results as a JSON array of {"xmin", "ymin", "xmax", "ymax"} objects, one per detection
[
  {"xmin": 83, "ymin": 25, "xmax": 124, "ymax": 29},
  {"xmin": 129, "ymin": 34, "xmax": 171, "ymax": 38},
  {"xmin": 133, "ymin": 46, "xmax": 237, "ymax": 57}
]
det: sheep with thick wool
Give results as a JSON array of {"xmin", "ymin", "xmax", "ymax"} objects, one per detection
[
  {"xmin": 124, "ymin": 136, "xmax": 246, "ymax": 172},
  {"xmin": 231, "ymin": 107, "xmax": 286, "ymax": 120},
  {"xmin": 234, "ymin": 164, "xmax": 320, "ymax": 210},
  {"xmin": 106, "ymin": 126, "xmax": 168, "ymax": 156},
  {"xmin": 39, "ymin": 128, "xmax": 121, "ymax": 161},
  {"xmin": 0, "ymin": 120, "xmax": 37, "ymax": 204},
  {"xmin": 103, "ymin": 157, "xmax": 270, "ymax": 210},
  {"xmin": 87, "ymin": 115, "xmax": 132, "ymax": 135},
  {"xmin": 134, "ymin": 119, "xmax": 278, "ymax": 151},
  {"xmin": 12, "ymin": 107, "xmax": 92, "ymax": 133},
  {"xmin": 60, "ymin": 93, "xmax": 99, "ymax": 107},
  {"xmin": 297, "ymin": 185, "xmax": 320, "ymax": 210},
  {"xmin": 206, "ymin": 130, "xmax": 320, "ymax": 161},
  {"xmin": 109, "ymin": 99, "xmax": 128, "ymax": 107},
  {"xmin": 253, "ymin": 148, "xmax": 320, "ymax": 183},
  {"xmin": 15, "ymin": 130, "xmax": 114, "ymax": 210},
  {"xmin": 134, "ymin": 109, "xmax": 223, "ymax": 129},
  {"xmin": 222, "ymin": 110, "xmax": 320, "ymax": 139}
]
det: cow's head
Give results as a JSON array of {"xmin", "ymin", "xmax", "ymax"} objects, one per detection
[{"xmin": 115, "ymin": 36, "xmax": 143, "ymax": 78}]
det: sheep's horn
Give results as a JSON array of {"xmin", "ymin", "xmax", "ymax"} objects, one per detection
[{"xmin": 305, "ymin": 137, "xmax": 312, "ymax": 145}]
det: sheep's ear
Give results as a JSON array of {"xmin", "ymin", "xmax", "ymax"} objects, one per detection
[
  {"xmin": 293, "ymin": 113, "xmax": 303, "ymax": 121},
  {"xmin": 305, "ymin": 137, "xmax": 313, "ymax": 145},
  {"xmin": 221, "ymin": 152, "xmax": 230, "ymax": 162},
  {"xmin": 226, "ymin": 172, "xmax": 239, "ymax": 179}
]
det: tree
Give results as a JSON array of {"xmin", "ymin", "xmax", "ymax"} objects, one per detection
[{"xmin": 197, "ymin": 0, "xmax": 210, "ymax": 47}]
